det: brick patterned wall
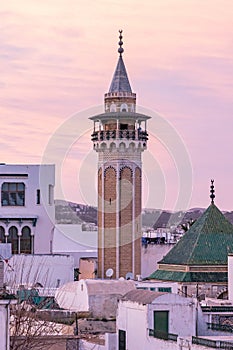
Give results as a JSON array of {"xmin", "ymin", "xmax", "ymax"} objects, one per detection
[
  {"xmin": 104, "ymin": 167, "xmax": 117, "ymax": 278},
  {"xmin": 135, "ymin": 167, "xmax": 142, "ymax": 275},
  {"xmin": 97, "ymin": 167, "xmax": 103, "ymax": 278},
  {"xmin": 119, "ymin": 167, "xmax": 133, "ymax": 277},
  {"xmin": 97, "ymin": 163, "xmax": 142, "ymax": 279}
]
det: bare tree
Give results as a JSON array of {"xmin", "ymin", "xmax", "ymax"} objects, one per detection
[{"xmin": 10, "ymin": 301, "xmax": 68, "ymax": 350}]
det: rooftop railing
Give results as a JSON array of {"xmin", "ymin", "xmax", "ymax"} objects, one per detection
[
  {"xmin": 202, "ymin": 306, "xmax": 233, "ymax": 313},
  {"xmin": 148, "ymin": 329, "xmax": 178, "ymax": 341},
  {"xmin": 192, "ymin": 336, "xmax": 233, "ymax": 349},
  {"xmin": 207, "ymin": 322, "xmax": 233, "ymax": 333}
]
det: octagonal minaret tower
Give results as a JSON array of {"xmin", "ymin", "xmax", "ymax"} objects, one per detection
[{"xmin": 90, "ymin": 31, "xmax": 150, "ymax": 279}]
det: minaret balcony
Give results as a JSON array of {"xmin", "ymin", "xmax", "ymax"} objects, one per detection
[{"xmin": 91, "ymin": 130, "xmax": 148, "ymax": 142}]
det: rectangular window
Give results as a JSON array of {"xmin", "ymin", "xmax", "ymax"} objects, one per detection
[
  {"xmin": 182, "ymin": 285, "xmax": 188, "ymax": 297},
  {"xmin": 154, "ymin": 311, "xmax": 169, "ymax": 339},
  {"xmin": 118, "ymin": 330, "xmax": 126, "ymax": 350},
  {"xmin": 158, "ymin": 287, "xmax": 172, "ymax": 293},
  {"xmin": 48, "ymin": 185, "xmax": 54, "ymax": 205},
  {"xmin": 36, "ymin": 189, "xmax": 40, "ymax": 204},
  {"xmin": 1, "ymin": 182, "xmax": 25, "ymax": 206}
]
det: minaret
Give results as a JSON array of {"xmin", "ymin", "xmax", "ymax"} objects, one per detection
[{"xmin": 90, "ymin": 31, "xmax": 150, "ymax": 279}]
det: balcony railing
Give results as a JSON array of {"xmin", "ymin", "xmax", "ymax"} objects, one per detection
[
  {"xmin": 202, "ymin": 306, "xmax": 233, "ymax": 313},
  {"xmin": 192, "ymin": 336, "xmax": 233, "ymax": 349},
  {"xmin": 91, "ymin": 130, "xmax": 148, "ymax": 142},
  {"xmin": 207, "ymin": 322, "xmax": 233, "ymax": 333},
  {"xmin": 148, "ymin": 329, "xmax": 178, "ymax": 341}
]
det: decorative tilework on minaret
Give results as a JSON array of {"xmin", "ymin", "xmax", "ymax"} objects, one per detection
[{"xmin": 90, "ymin": 31, "xmax": 150, "ymax": 279}]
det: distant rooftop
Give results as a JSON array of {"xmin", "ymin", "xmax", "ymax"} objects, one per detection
[{"xmin": 122, "ymin": 289, "xmax": 166, "ymax": 304}]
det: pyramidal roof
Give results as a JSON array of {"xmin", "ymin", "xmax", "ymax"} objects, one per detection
[
  {"xmin": 109, "ymin": 55, "xmax": 132, "ymax": 93},
  {"xmin": 159, "ymin": 203, "xmax": 233, "ymax": 266}
]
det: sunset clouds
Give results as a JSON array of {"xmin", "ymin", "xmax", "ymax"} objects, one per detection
[{"xmin": 1, "ymin": 1, "xmax": 232, "ymax": 209}]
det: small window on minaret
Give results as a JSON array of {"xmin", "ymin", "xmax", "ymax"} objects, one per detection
[
  {"xmin": 110, "ymin": 103, "xmax": 116, "ymax": 112},
  {"xmin": 120, "ymin": 103, "xmax": 128, "ymax": 112},
  {"xmin": 120, "ymin": 123, "xmax": 128, "ymax": 130},
  {"xmin": 109, "ymin": 198, "xmax": 111, "ymax": 205}
]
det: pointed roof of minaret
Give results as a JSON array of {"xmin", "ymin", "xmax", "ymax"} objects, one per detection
[{"xmin": 108, "ymin": 30, "xmax": 132, "ymax": 93}]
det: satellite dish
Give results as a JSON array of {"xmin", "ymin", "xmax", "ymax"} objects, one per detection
[
  {"xmin": 106, "ymin": 268, "xmax": 114, "ymax": 278},
  {"xmin": 125, "ymin": 272, "xmax": 134, "ymax": 280}
]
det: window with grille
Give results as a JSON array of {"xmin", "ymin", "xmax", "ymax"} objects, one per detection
[{"xmin": 1, "ymin": 182, "xmax": 25, "ymax": 206}]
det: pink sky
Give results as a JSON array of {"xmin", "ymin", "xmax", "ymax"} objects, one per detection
[{"xmin": 1, "ymin": 1, "xmax": 233, "ymax": 211}]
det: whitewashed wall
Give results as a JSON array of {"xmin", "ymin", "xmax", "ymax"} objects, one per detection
[
  {"xmin": 4, "ymin": 254, "xmax": 74, "ymax": 289},
  {"xmin": 0, "ymin": 302, "xmax": 9, "ymax": 350},
  {"xmin": 0, "ymin": 300, "xmax": 17, "ymax": 350},
  {"xmin": 135, "ymin": 280, "xmax": 179, "ymax": 293},
  {"xmin": 55, "ymin": 280, "xmax": 89, "ymax": 312},
  {"xmin": 148, "ymin": 294, "xmax": 197, "ymax": 337},
  {"xmin": 79, "ymin": 339, "xmax": 105, "ymax": 350},
  {"xmin": 117, "ymin": 293, "xmax": 198, "ymax": 350}
]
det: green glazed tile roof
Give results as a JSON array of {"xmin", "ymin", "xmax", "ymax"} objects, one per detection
[
  {"xmin": 148, "ymin": 270, "xmax": 228, "ymax": 283},
  {"xmin": 159, "ymin": 204, "xmax": 233, "ymax": 266}
]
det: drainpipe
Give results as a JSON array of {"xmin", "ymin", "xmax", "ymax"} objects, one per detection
[
  {"xmin": 195, "ymin": 299, "xmax": 198, "ymax": 336},
  {"xmin": 5, "ymin": 301, "xmax": 10, "ymax": 350}
]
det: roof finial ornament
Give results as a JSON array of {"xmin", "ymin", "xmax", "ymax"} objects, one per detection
[
  {"xmin": 118, "ymin": 29, "xmax": 124, "ymax": 56},
  {"xmin": 210, "ymin": 179, "xmax": 215, "ymax": 204}
]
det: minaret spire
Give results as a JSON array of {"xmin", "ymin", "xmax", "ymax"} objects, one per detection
[
  {"xmin": 118, "ymin": 30, "xmax": 124, "ymax": 56},
  {"xmin": 105, "ymin": 30, "xmax": 136, "ymax": 112},
  {"xmin": 210, "ymin": 179, "xmax": 215, "ymax": 204},
  {"xmin": 108, "ymin": 30, "xmax": 132, "ymax": 94}
]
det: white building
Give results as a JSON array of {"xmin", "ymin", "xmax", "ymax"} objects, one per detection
[
  {"xmin": 52, "ymin": 224, "xmax": 97, "ymax": 267},
  {"xmin": 0, "ymin": 164, "xmax": 55, "ymax": 254},
  {"xmin": 135, "ymin": 280, "xmax": 179, "ymax": 294},
  {"xmin": 117, "ymin": 290, "xmax": 198, "ymax": 350},
  {"xmin": 55, "ymin": 279, "xmax": 135, "ymax": 318},
  {"xmin": 4, "ymin": 254, "xmax": 74, "ymax": 291}
]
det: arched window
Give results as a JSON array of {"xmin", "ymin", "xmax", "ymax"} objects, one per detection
[
  {"xmin": 1, "ymin": 182, "xmax": 25, "ymax": 206},
  {"xmin": 8, "ymin": 226, "xmax": 18, "ymax": 254},
  {"xmin": 110, "ymin": 103, "xmax": 116, "ymax": 112},
  {"xmin": 21, "ymin": 226, "xmax": 32, "ymax": 254},
  {"xmin": 0, "ymin": 226, "xmax": 5, "ymax": 243},
  {"xmin": 120, "ymin": 103, "xmax": 128, "ymax": 112}
]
